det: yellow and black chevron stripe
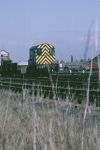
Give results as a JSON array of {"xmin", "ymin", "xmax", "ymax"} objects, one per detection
[{"xmin": 36, "ymin": 43, "xmax": 55, "ymax": 65}]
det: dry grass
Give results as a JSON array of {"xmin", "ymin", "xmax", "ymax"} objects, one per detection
[{"xmin": 0, "ymin": 89, "xmax": 100, "ymax": 150}]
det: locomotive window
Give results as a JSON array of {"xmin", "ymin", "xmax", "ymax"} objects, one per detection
[
  {"xmin": 37, "ymin": 48, "xmax": 42, "ymax": 55},
  {"xmin": 30, "ymin": 50, "xmax": 36, "ymax": 56},
  {"xmin": 35, "ymin": 50, "xmax": 37, "ymax": 55},
  {"xmin": 49, "ymin": 48, "xmax": 54, "ymax": 55}
]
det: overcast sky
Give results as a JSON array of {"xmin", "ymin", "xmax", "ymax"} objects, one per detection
[{"xmin": 0, "ymin": 0, "xmax": 100, "ymax": 62}]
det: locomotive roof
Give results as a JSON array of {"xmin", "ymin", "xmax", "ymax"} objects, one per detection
[
  {"xmin": 38, "ymin": 43, "xmax": 55, "ymax": 48},
  {"xmin": 30, "ymin": 43, "xmax": 55, "ymax": 50}
]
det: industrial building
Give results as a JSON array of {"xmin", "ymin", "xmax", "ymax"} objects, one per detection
[
  {"xmin": 18, "ymin": 61, "xmax": 28, "ymax": 74},
  {"xmin": 0, "ymin": 50, "xmax": 10, "ymax": 65}
]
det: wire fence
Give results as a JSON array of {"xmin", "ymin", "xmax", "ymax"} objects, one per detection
[{"xmin": 0, "ymin": 77, "xmax": 100, "ymax": 103}]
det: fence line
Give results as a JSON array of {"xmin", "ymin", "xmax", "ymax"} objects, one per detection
[
  {"xmin": 0, "ymin": 77, "xmax": 99, "ymax": 84},
  {"xmin": 0, "ymin": 80, "xmax": 100, "ymax": 93}
]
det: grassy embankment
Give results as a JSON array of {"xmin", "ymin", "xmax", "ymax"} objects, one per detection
[{"xmin": 0, "ymin": 86, "xmax": 100, "ymax": 150}]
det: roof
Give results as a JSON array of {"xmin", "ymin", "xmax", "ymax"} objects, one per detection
[
  {"xmin": 30, "ymin": 43, "xmax": 55, "ymax": 50},
  {"xmin": 88, "ymin": 54, "xmax": 100, "ymax": 63},
  {"xmin": 88, "ymin": 63, "xmax": 97, "ymax": 69},
  {"xmin": 37, "ymin": 43, "xmax": 54, "ymax": 49},
  {"xmin": 18, "ymin": 61, "xmax": 28, "ymax": 66},
  {"xmin": 0, "ymin": 50, "xmax": 9, "ymax": 56}
]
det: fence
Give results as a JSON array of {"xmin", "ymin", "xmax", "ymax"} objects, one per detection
[{"xmin": 0, "ymin": 76, "xmax": 100, "ymax": 105}]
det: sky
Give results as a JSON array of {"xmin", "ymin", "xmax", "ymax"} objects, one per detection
[{"xmin": 0, "ymin": 0, "xmax": 100, "ymax": 62}]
